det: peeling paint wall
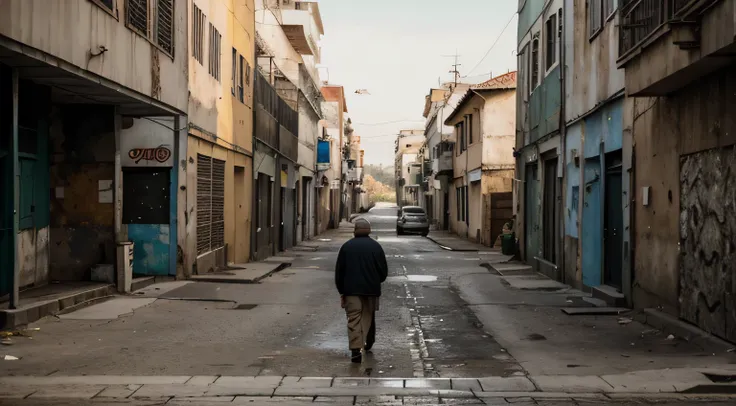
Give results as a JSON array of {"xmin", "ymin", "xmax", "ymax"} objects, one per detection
[
  {"xmin": 633, "ymin": 67, "xmax": 736, "ymax": 318},
  {"xmin": 49, "ymin": 105, "xmax": 116, "ymax": 282},
  {"xmin": 17, "ymin": 227, "xmax": 49, "ymax": 288},
  {"xmin": 680, "ymin": 146, "xmax": 736, "ymax": 341}
]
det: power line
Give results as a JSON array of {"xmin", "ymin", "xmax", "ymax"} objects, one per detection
[
  {"xmin": 463, "ymin": 12, "xmax": 518, "ymax": 77},
  {"xmin": 354, "ymin": 120, "xmax": 425, "ymax": 126}
]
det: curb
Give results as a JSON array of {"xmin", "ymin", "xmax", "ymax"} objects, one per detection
[
  {"xmin": 424, "ymin": 235, "xmax": 478, "ymax": 252},
  {"xmin": 191, "ymin": 263, "xmax": 292, "ymax": 284},
  {"xmin": 634, "ymin": 308, "xmax": 735, "ymax": 354}
]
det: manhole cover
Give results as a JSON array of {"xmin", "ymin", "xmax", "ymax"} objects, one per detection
[{"xmin": 233, "ymin": 304, "xmax": 258, "ymax": 310}]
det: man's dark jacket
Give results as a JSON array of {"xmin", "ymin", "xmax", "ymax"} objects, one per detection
[{"xmin": 335, "ymin": 235, "xmax": 388, "ymax": 296}]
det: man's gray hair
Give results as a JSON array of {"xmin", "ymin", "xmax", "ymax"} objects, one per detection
[{"xmin": 354, "ymin": 218, "xmax": 371, "ymax": 236}]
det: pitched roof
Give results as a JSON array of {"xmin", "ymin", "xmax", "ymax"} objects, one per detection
[
  {"xmin": 472, "ymin": 71, "xmax": 517, "ymax": 90},
  {"xmin": 321, "ymin": 85, "xmax": 348, "ymax": 113}
]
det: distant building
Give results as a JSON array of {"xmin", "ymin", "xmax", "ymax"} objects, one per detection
[{"xmin": 394, "ymin": 130, "xmax": 425, "ymax": 207}]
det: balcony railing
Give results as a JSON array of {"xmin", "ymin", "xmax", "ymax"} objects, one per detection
[
  {"xmin": 619, "ymin": 0, "xmax": 668, "ymax": 57},
  {"xmin": 619, "ymin": 0, "xmax": 718, "ymax": 57}
]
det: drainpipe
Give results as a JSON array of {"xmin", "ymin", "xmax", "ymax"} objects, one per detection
[
  {"xmin": 251, "ymin": 44, "xmax": 257, "ymax": 261},
  {"xmin": 558, "ymin": 8, "xmax": 567, "ymax": 282},
  {"xmin": 10, "ymin": 68, "xmax": 18, "ymax": 309}
]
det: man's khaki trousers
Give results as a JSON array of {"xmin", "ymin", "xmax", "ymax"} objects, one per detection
[{"xmin": 344, "ymin": 296, "xmax": 377, "ymax": 350}]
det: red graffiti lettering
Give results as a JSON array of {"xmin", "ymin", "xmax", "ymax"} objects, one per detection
[{"xmin": 128, "ymin": 146, "xmax": 172, "ymax": 164}]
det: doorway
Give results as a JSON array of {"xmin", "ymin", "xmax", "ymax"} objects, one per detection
[
  {"xmin": 233, "ymin": 166, "xmax": 247, "ymax": 263},
  {"xmin": 524, "ymin": 163, "xmax": 539, "ymax": 261},
  {"xmin": 543, "ymin": 158, "xmax": 558, "ymax": 263},
  {"xmin": 443, "ymin": 192, "xmax": 449, "ymax": 230},
  {"xmin": 301, "ymin": 179, "xmax": 308, "ymax": 240},
  {"xmin": 604, "ymin": 150, "xmax": 624, "ymax": 288}
]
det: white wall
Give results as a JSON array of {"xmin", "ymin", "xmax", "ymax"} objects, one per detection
[{"xmin": 481, "ymin": 90, "xmax": 517, "ymax": 168}]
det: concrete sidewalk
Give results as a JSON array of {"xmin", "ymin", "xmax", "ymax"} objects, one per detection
[
  {"xmin": 425, "ymin": 231, "xmax": 496, "ymax": 252},
  {"xmin": 190, "ymin": 258, "xmax": 293, "ymax": 284},
  {"xmin": 2, "ymin": 368, "xmax": 736, "ymax": 403}
]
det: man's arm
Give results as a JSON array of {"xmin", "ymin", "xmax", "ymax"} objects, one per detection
[
  {"xmin": 377, "ymin": 244, "xmax": 388, "ymax": 282},
  {"xmin": 335, "ymin": 246, "xmax": 345, "ymax": 295}
]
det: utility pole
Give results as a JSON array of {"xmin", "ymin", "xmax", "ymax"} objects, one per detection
[{"xmin": 442, "ymin": 51, "xmax": 462, "ymax": 88}]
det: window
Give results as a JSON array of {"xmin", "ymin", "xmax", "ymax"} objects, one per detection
[
  {"xmin": 208, "ymin": 23, "xmax": 222, "ymax": 81},
  {"xmin": 545, "ymin": 14, "xmax": 557, "ymax": 71},
  {"xmin": 196, "ymin": 154, "xmax": 225, "ymax": 255},
  {"xmin": 589, "ymin": 0, "xmax": 602, "ymax": 38},
  {"xmin": 192, "ymin": 4, "xmax": 205, "ymax": 64},
  {"xmin": 126, "ymin": 0, "xmax": 175, "ymax": 56},
  {"xmin": 531, "ymin": 36, "xmax": 539, "ymax": 91},
  {"xmin": 456, "ymin": 186, "xmax": 468, "ymax": 222},
  {"xmin": 245, "ymin": 59, "xmax": 251, "ymax": 86},
  {"xmin": 90, "ymin": 0, "xmax": 117, "ymax": 16},
  {"xmin": 464, "ymin": 186, "xmax": 469, "ymax": 225},
  {"xmin": 519, "ymin": 44, "xmax": 530, "ymax": 98},
  {"xmin": 465, "ymin": 114, "xmax": 473, "ymax": 145},
  {"xmin": 604, "ymin": 0, "xmax": 616, "ymax": 19},
  {"xmin": 231, "ymin": 48, "xmax": 237, "ymax": 95},
  {"xmin": 456, "ymin": 122, "xmax": 465, "ymax": 154},
  {"xmin": 238, "ymin": 55, "xmax": 245, "ymax": 102}
]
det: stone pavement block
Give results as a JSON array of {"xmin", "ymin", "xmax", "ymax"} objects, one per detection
[
  {"xmin": 505, "ymin": 397, "xmax": 535, "ymax": 404},
  {"xmin": 601, "ymin": 368, "xmax": 711, "ymax": 393},
  {"xmin": 451, "ymin": 378, "xmax": 482, "ymax": 391},
  {"xmin": 273, "ymin": 387, "xmax": 439, "ymax": 397},
  {"xmin": 281, "ymin": 377, "xmax": 334, "ymax": 388},
  {"xmin": 368, "ymin": 379, "xmax": 404, "ymax": 388},
  {"xmin": 131, "ymin": 384, "xmax": 208, "ymax": 398},
  {"xmin": 333, "ymin": 377, "xmax": 371, "ymax": 387},
  {"xmin": 531, "ymin": 375, "xmax": 612, "ymax": 393},
  {"xmin": 314, "ymin": 396, "xmax": 359, "ymax": 403},
  {"xmin": 0, "ymin": 385, "xmax": 37, "ymax": 399},
  {"xmin": 0, "ymin": 375, "xmax": 191, "ymax": 386},
  {"xmin": 404, "ymin": 378, "xmax": 451, "ymax": 389},
  {"xmin": 213, "ymin": 376, "xmax": 283, "ymax": 387},
  {"xmin": 478, "ymin": 376, "xmax": 536, "ymax": 392},
  {"xmin": 354, "ymin": 395, "xmax": 401, "ymax": 404},
  {"xmin": 185, "ymin": 375, "xmax": 219, "ymax": 385},
  {"xmin": 233, "ymin": 396, "xmax": 315, "ymax": 405},
  {"xmin": 28, "ymin": 384, "xmax": 107, "ymax": 399},
  {"xmin": 167, "ymin": 396, "xmax": 235, "ymax": 403},
  {"xmin": 436, "ymin": 399, "xmax": 486, "ymax": 405},
  {"xmin": 94, "ymin": 384, "xmax": 142, "ymax": 398},
  {"xmin": 206, "ymin": 385, "xmax": 276, "ymax": 396}
]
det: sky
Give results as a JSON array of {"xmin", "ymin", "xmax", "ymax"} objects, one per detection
[{"xmin": 318, "ymin": 0, "xmax": 519, "ymax": 167}]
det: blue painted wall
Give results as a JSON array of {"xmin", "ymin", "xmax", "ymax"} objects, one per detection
[
  {"xmin": 518, "ymin": 0, "xmax": 546, "ymax": 39},
  {"xmin": 565, "ymin": 125, "xmax": 582, "ymax": 238},
  {"xmin": 128, "ymin": 224, "xmax": 170, "ymax": 276},
  {"xmin": 580, "ymin": 98, "xmax": 624, "ymax": 287},
  {"xmin": 168, "ymin": 165, "xmax": 177, "ymax": 276},
  {"xmin": 581, "ymin": 157, "xmax": 602, "ymax": 287}
]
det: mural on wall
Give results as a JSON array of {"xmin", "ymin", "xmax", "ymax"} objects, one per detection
[{"xmin": 680, "ymin": 146, "xmax": 736, "ymax": 341}]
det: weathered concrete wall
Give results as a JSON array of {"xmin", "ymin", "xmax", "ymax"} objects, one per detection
[
  {"xmin": 0, "ymin": 0, "xmax": 188, "ymax": 113},
  {"xmin": 481, "ymin": 90, "xmax": 516, "ymax": 168},
  {"xmin": 49, "ymin": 105, "xmax": 115, "ymax": 282},
  {"xmin": 565, "ymin": 0, "xmax": 624, "ymax": 122},
  {"xmin": 680, "ymin": 146, "xmax": 736, "ymax": 341},
  {"xmin": 633, "ymin": 66, "xmax": 736, "ymax": 317},
  {"xmin": 17, "ymin": 227, "xmax": 49, "ymax": 288}
]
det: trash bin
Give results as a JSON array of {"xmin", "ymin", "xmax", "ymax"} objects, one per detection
[{"xmin": 501, "ymin": 232, "xmax": 515, "ymax": 255}]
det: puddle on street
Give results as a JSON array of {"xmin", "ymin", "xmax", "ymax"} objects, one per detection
[{"xmin": 406, "ymin": 275, "xmax": 438, "ymax": 282}]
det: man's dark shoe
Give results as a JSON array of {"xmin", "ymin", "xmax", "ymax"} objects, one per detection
[
  {"xmin": 364, "ymin": 340, "xmax": 374, "ymax": 352},
  {"xmin": 351, "ymin": 349, "xmax": 362, "ymax": 363}
]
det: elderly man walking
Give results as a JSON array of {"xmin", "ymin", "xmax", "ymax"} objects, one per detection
[{"xmin": 335, "ymin": 218, "xmax": 388, "ymax": 363}]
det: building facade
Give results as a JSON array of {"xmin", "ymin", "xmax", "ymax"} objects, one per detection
[
  {"xmin": 186, "ymin": 0, "xmax": 256, "ymax": 274},
  {"xmin": 446, "ymin": 73, "xmax": 517, "ymax": 245},
  {"xmin": 0, "ymin": 0, "xmax": 188, "ymax": 305},
  {"xmin": 320, "ymin": 85, "xmax": 348, "ymax": 232},
  {"xmin": 394, "ymin": 130, "xmax": 425, "ymax": 207},
  {"xmin": 515, "ymin": 0, "xmax": 564, "ymax": 279},
  {"xmin": 618, "ymin": 0, "xmax": 736, "ymax": 341}
]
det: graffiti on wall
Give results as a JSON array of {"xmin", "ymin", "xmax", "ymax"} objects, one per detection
[
  {"xmin": 680, "ymin": 145, "xmax": 736, "ymax": 341},
  {"xmin": 128, "ymin": 146, "xmax": 172, "ymax": 164}
]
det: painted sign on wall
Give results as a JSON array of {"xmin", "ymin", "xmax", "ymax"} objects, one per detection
[{"xmin": 120, "ymin": 118, "xmax": 175, "ymax": 167}]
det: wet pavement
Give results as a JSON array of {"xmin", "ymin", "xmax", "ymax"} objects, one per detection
[{"xmin": 2, "ymin": 203, "xmax": 736, "ymax": 405}]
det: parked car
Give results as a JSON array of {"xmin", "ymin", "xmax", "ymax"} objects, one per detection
[{"xmin": 396, "ymin": 206, "xmax": 429, "ymax": 236}]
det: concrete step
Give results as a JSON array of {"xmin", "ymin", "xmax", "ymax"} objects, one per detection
[
  {"xmin": 0, "ymin": 283, "xmax": 114, "ymax": 329},
  {"xmin": 592, "ymin": 285, "xmax": 626, "ymax": 307},
  {"xmin": 131, "ymin": 276, "xmax": 156, "ymax": 292}
]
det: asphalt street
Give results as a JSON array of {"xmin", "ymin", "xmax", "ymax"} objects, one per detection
[{"xmin": 2, "ymin": 203, "xmax": 735, "ymax": 405}]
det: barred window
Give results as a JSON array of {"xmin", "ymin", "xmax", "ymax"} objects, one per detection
[
  {"xmin": 196, "ymin": 154, "xmax": 226, "ymax": 255},
  {"xmin": 126, "ymin": 0, "xmax": 175, "ymax": 57},
  {"xmin": 238, "ymin": 55, "xmax": 245, "ymax": 102},
  {"xmin": 192, "ymin": 4, "xmax": 205, "ymax": 64},
  {"xmin": 208, "ymin": 23, "xmax": 222, "ymax": 81}
]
